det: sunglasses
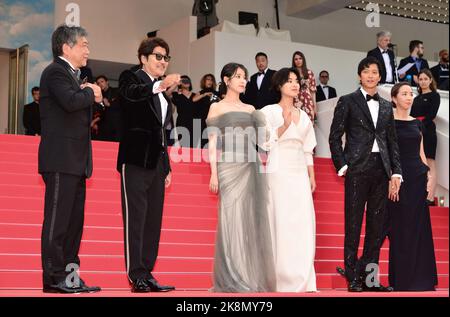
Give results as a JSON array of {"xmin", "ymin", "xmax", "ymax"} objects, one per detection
[{"xmin": 151, "ymin": 53, "xmax": 171, "ymax": 62}]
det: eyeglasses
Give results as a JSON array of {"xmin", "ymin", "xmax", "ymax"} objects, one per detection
[{"xmin": 150, "ymin": 53, "xmax": 171, "ymax": 62}]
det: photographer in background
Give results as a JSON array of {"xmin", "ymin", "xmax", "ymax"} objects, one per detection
[{"xmin": 193, "ymin": 73, "xmax": 220, "ymax": 147}]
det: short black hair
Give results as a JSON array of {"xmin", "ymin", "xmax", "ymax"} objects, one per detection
[
  {"xmin": 31, "ymin": 86, "xmax": 39, "ymax": 93},
  {"xmin": 52, "ymin": 24, "xmax": 88, "ymax": 59},
  {"xmin": 271, "ymin": 67, "xmax": 300, "ymax": 93},
  {"xmin": 255, "ymin": 52, "xmax": 268, "ymax": 60},
  {"xmin": 137, "ymin": 37, "xmax": 170, "ymax": 66},
  {"xmin": 95, "ymin": 75, "xmax": 108, "ymax": 82},
  {"xmin": 357, "ymin": 56, "xmax": 381, "ymax": 76},
  {"xmin": 319, "ymin": 70, "xmax": 329, "ymax": 77},
  {"xmin": 409, "ymin": 40, "xmax": 423, "ymax": 53}
]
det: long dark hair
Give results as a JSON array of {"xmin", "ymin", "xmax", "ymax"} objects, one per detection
[
  {"xmin": 291, "ymin": 51, "xmax": 308, "ymax": 78},
  {"xmin": 220, "ymin": 62, "xmax": 248, "ymax": 95},
  {"xmin": 417, "ymin": 69, "xmax": 437, "ymax": 94},
  {"xmin": 390, "ymin": 82, "xmax": 411, "ymax": 108}
]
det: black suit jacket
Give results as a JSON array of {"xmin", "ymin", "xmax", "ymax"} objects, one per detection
[
  {"xmin": 117, "ymin": 69, "xmax": 172, "ymax": 174},
  {"xmin": 242, "ymin": 69, "xmax": 278, "ymax": 109},
  {"xmin": 23, "ymin": 101, "xmax": 41, "ymax": 135},
  {"xmin": 329, "ymin": 89, "xmax": 402, "ymax": 178},
  {"xmin": 38, "ymin": 58, "xmax": 95, "ymax": 177},
  {"xmin": 398, "ymin": 56, "xmax": 430, "ymax": 86},
  {"xmin": 367, "ymin": 48, "xmax": 397, "ymax": 84},
  {"xmin": 316, "ymin": 85, "xmax": 337, "ymax": 102}
]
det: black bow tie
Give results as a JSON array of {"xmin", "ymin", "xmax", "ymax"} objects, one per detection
[
  {"xmin": 258, "ymin": 71, "xmax": 265, "ymax": 76},
  {"xmin": 382, "ymin": 50, "xmax": 388, "ymax": 54},
  {"xmin": 322, "ymin": 85, "xmax": 328, "ymax": 88},
  {"xmin": 366, "ymin": 93, "xmax": 380, "ymax": 102}
]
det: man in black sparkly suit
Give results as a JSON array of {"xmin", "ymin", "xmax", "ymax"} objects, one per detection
[{"xmin": 329, "ymin": 57, "xmax": 402, "ymax": 292}]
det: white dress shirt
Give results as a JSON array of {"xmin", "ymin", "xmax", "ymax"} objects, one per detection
[
  {"xmin": 257, "ymin": 68, "xmax": 267, "ymax": 90},
  {"xmin": 142, "ymin": 70, "xmax": 168, "ymax": 124},
  {"xmin": 379, "ymin": 47, "xmax": 393, "ymax": 83},
  {"xmin": 320, "ymin": 84, "xmax": 329, "ymax": 99}
]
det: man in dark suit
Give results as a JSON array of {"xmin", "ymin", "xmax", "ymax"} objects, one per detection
[
  {"xmin": 329, "ymin": 57, "xmax": 402, "ymax": 292},
  {"xmin": 367, "ymin": 31, "xmax": 397, "ymax": 84},
  {"xmin": 398, "ymin": 40, "xmax": 430, "ymax": 86},
  {"xmin": 316, "ymin": 70, "xmax": 337, "ymax": 102},
  {"xmin": 39, "ymin": 25, "xmax": 103, "ymax": 293},
  {"xmin": 118, "ymin": 37, "xmax": 179, "ymax": 293},
  {"xmin": 430, "ymin": 49, "xmax": 449, "ymax": 91},
  {"xmin": 23, "ymin": 86, "xmax": 41, "ymax": 135},
  {"xmin": 242, "ymin": 52, "xmax": 278, "ymax": 109},
  {"xmin": 94, "ymin": 75, "xmax": 121, "ymax": 141}
]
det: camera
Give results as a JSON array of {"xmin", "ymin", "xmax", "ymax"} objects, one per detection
[{"xmin": 210, "ymin": 93, "xmax": 219, "ymax": 102}]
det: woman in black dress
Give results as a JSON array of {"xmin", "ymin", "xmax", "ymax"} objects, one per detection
[
  {"xmin": 171, "ymin": 75, "xmax": 196, "ymax": 148},
  {"xmin": 193, "ymin": 74, "xmax": 220, "ymax": 147},
  {"xmin": 387, "ymin": 82, "xmax": 438, "ymax": 291},
  {"xmin": 410, "ymin": 69, "xmax": 441, "ymax": 205}
]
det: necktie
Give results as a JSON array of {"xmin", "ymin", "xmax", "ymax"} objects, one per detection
[
  {"xmin": 74, "ymin": 69, "xmax": 81, "ymax": 82},
  {"xmin": 366, "ymin": 93, "xmax": 380, "ymax": 102}
]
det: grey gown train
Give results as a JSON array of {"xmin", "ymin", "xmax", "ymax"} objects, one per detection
[{"xmin": 206, "ymin": 111, "xmax": 276, "ymax": 292}]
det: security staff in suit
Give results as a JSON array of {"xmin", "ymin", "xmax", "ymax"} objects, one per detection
[
  {"xmin": 367, "ymin": 31, "xmax": 397, "ymax": 84},
  {"xmin": 242, "ymin": 52, "xmax": 278, "ymax": 109},
  {"xmin": 23, "ymin": 86, "xmax": 41, "ymax": 136},
  {"xmin": 316, "ymin": 70, "xmax": 337, "ymax": 102},
  {"xmin": 329, "ymin": 57, "xmax": 402, "ymax": 293},
  {"xmin": 117, "ymin": 37, "xmax": 180, "ymax": 293},
  {"xmin": 39, "ymin": 25, "xmax": 102, "ymax": 294}
]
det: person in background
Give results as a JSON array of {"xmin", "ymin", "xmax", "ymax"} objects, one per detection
[
  {"xmin": 430, "ymin": 49, "xmax": 449, "ymax": 91},
  {"xmin": 410, "ymin": 69, "xmax": 441, "ymax": 205},
  {"xmin": 193, "ymin": 73, "xmax": 220, "ymax": 147},
  {"xmin": 292, "ymin": 51, "xmax": 317, "ymax": 122},
  {"xmin": 95, "ymin": 75, "xmax": 121, "ymax": 142},
  {"xmin": 398, "ymin": 40, "xmax": 429, "ymax": 86},
  {"xmin": 387, "ymin": 82, "xmax": 438, "ymax": 291},
  {"xmin": 242, "ymin": 52, "xmax": 278, "ymax": 110},
  {"xmin": 367, "ymin": 31, "xmax": 397, "ymax": 84},
  {"xmin": 23, "ymin": 86, "xmax": 41, "ymax": 136},
  {"xmin": 171, "ymin": 75, "xmax": 196, "ymax": 147},
  {"xmin": 316, "ymin": 70, "xmax": 337, "ymax": 102}
]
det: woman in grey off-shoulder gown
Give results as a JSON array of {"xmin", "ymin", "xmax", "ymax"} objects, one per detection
[{"xmin": 206, "ymin": 63, "xmax": 276, "ymax": 292}]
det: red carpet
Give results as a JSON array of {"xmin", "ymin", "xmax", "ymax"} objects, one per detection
[{"xmin": 0, "ymin": 134, "xmax": 448, "ymax": 294}]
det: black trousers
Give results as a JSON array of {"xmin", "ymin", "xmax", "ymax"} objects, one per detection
[
  {"xmin": 344, "ymin": 153, "xmax": 389, "ymax": 283},
  {"xmin": 41, "ymin": 172, "xmax": 86, "ymax": 286},
  {"xmin": 120, "ymin": 157, "xmax": 166, "ymax": 283}
]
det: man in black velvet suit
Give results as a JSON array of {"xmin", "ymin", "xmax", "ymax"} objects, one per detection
[
  {"xmin": 118, "ymin": 37, "xmax": 180, "ymax": 293},
  {"xmin": 367, "ymin": 31, "xmax": 397, "ymax": 85},
  {"xmin": 39, "ymin": 25, "xmax": 103, "ymax": 293},
  {"xmin": 329, "ymin": 57, "xmax": 402, "ymax": 292},
  {"xmin": 242, "ymin": 52, "xmax": 278, "ymax": 109},
  {"xmin": 316, "ymin": 70, "xmax": 337, "ymax": 102}
]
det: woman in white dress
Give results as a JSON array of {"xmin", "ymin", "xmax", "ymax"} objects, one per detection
[{"xmin": 260, "ymin": 67, "xmax": 317, "ymax": 292}]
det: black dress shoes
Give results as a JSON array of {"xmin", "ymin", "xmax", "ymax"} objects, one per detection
[
  {"xmin": 78, "ymin": 279, "xmax": 101, "ymax": 293},
  {"xmin": 131, "ymin": 279, "xmax": 152, "ymax": 293},
  {"xmin": 145, "ymin": 278, "xmax": 175, "ymax": 292},
  {"xmin": 348, "ymin": 280, "xmax": 364, "ymax": 292},
  {"xmin": 362, "ymin": 283, "xmax": 394, "ymax": 292},
  {"xmin": 43, "ymin": 279, "xmax": 101, "ymax": 294}
]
